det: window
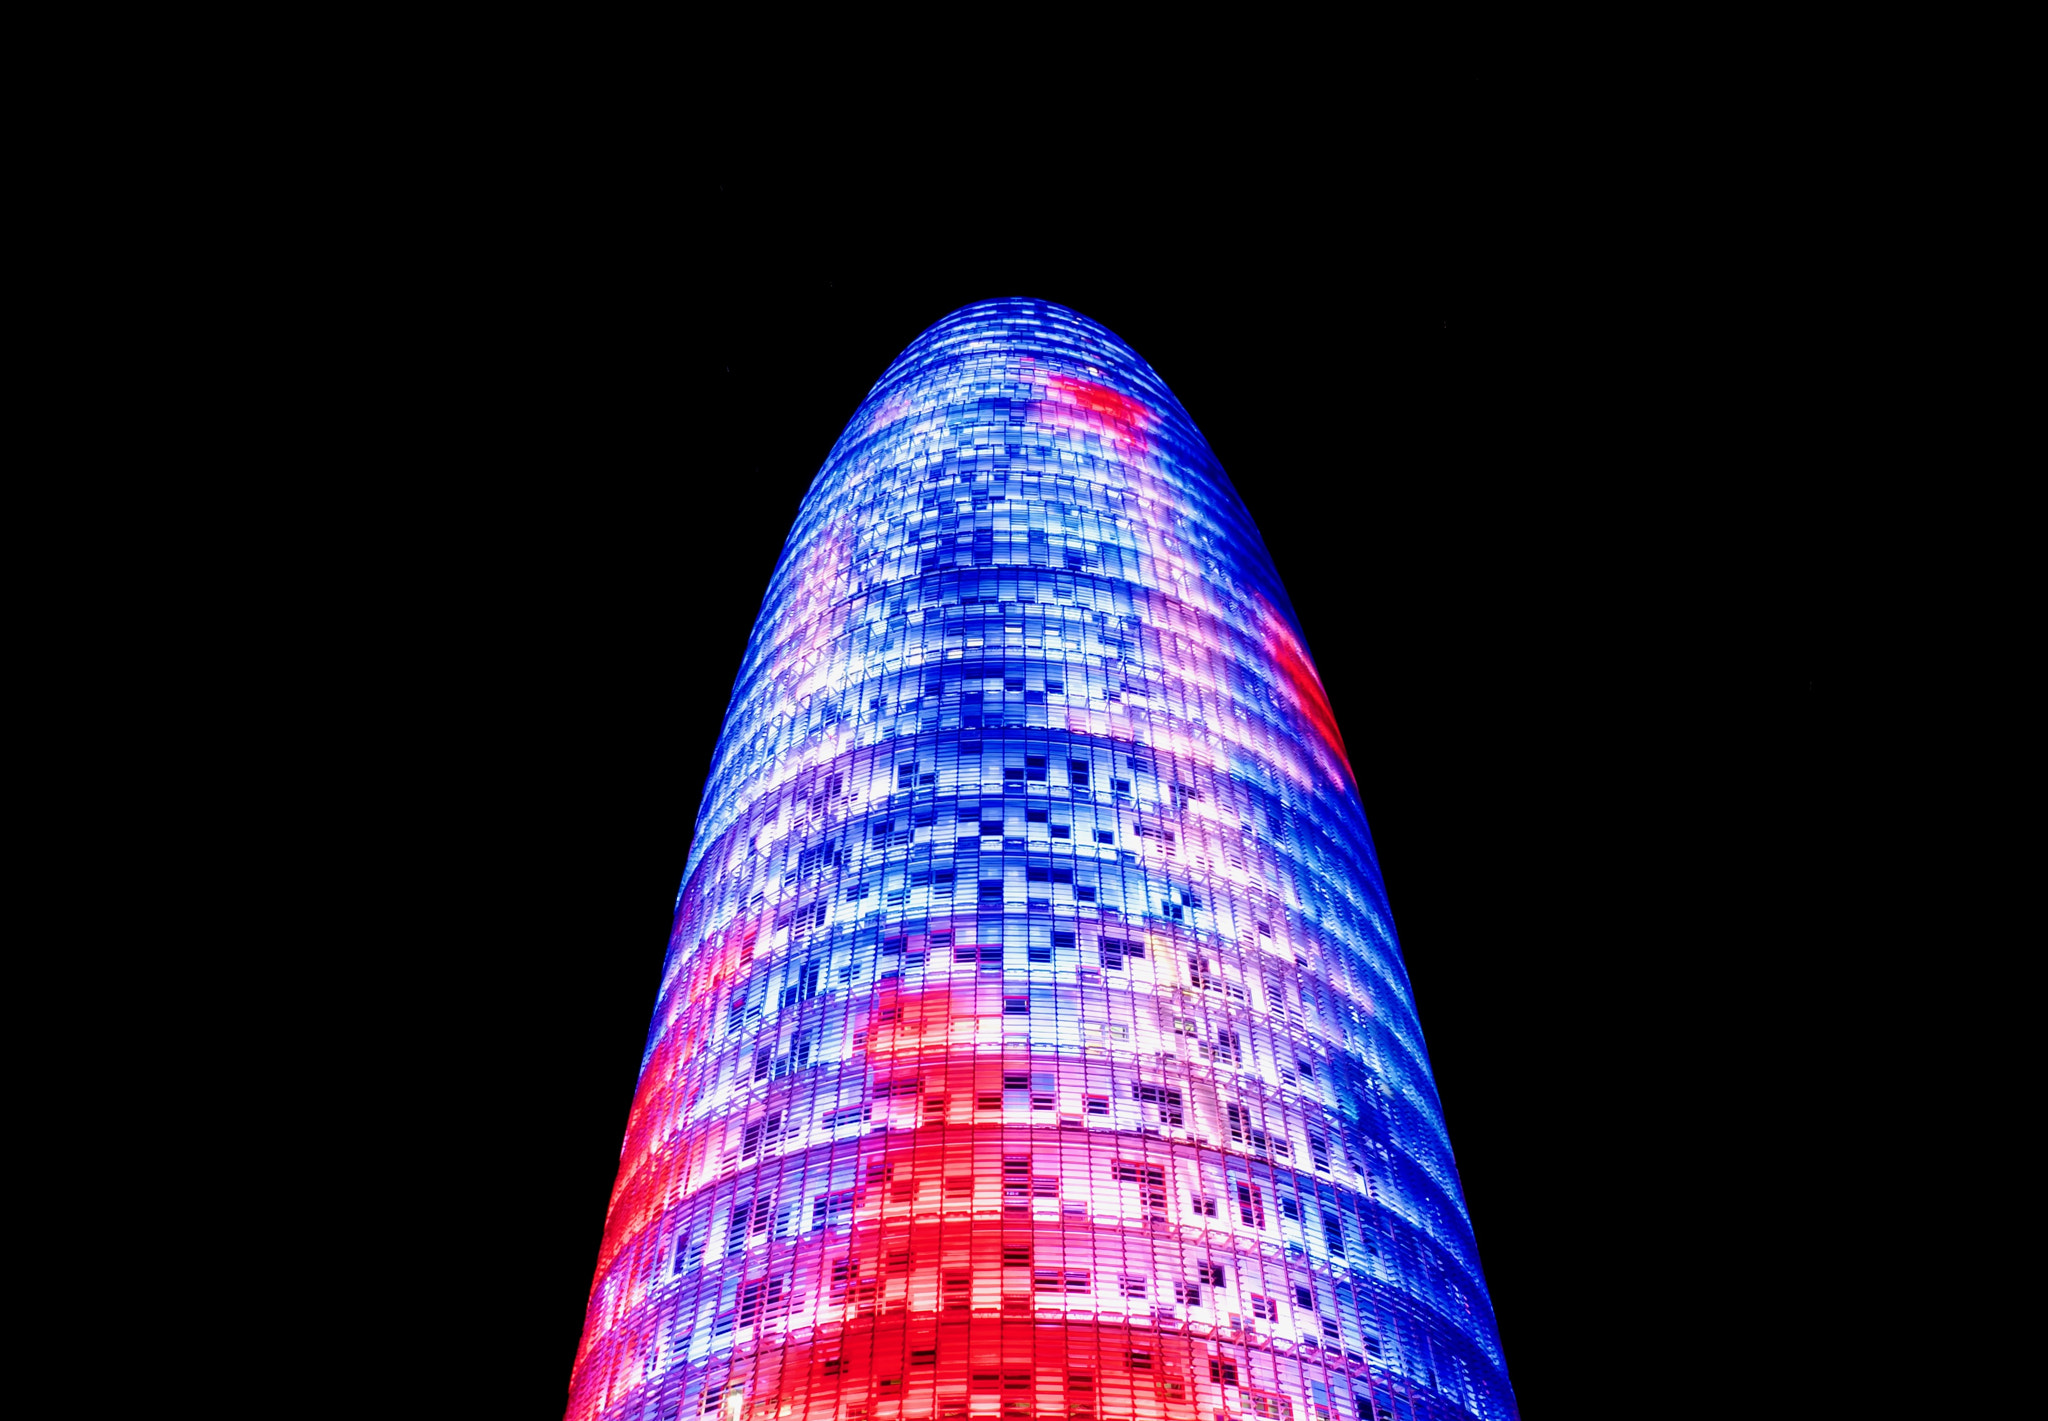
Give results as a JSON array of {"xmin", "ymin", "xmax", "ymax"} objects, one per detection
[
  {"xmin": 1003, "ymin": 1156, "xmax": 1032, "ymax": 1211},
  {"xmin": 727, "ymin": 1198, "xmax": 772, "ymax": 1251},
  {"xmin": 1131, "ymin": 1082, "xmax": 1183, "ymax": 1127},
  {"xmin": 1237, "ymin": 1182, "xmax": 1266, "ymax": 1228},
  {"xmin": 737, "ymin": 1274, "xmax": 786, "ymax": 1326},
  {"xmin": 971, "ymin": 1373, "xmax": 1032, "ymax": 1393},
  {"xmin": 1112, "ymin": 1160, "xmax": 1167, "ymax": 1217},
  {"xmin": 1174, "ymin": 1281, "xmax": 1201, "ymax": 1306},
  {"xmin": 1208, "ymin": 1359, "xmax": 1238, "ymax": 1386},
  {"xmin": 1321, "ymin": 1210, "xmax": 1347, "ymax": 1254},
  {"xmin": 1227, "ymin": 1103, "xmax": 1278, "ymax": 1154},
  {"xmin": 1198, "ymin": 1261, "xmax": 1228, "ymax": 1288},
  {"xmin": 1118, "ymin": 1275, "xmax": 1148, "ymax": 1298},
  {"xmin": 1096, "ymin": 830, "xmax": 1115, "ymax": 844},
  {"xmin": 1068, "ymin": 759, "xmax": 1090, "ymax": 785},
  {"xmin": 1250, "ymin": 1294, "xmax": 1278, "ymax": 1322},
  {"xmin": 1190, "ymin": 1194, "xmax": 1218, "ymax": 1217},
  {"xmin": 782, "ymin": 961, "xmax": 821, "ymax": 1007},
  {"xmin": 1294, "ymin": 1284, "xmax": 1315, "ymax": 1309}
]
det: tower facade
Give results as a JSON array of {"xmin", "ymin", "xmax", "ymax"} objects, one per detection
[{"xmin": 567, "ymin": 301, "xmax": 1515, "ymax": 1421}]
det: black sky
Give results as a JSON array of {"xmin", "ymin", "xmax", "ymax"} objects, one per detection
[{"xmin": 366, "ymin": 171, "xmax": 1832, "ymax": 1418}]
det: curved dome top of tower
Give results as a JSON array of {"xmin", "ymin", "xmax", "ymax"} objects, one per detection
[
  {"xmin": 795, "ymin": 297, "xmax": 1301, "ymax": 630},
  {"xmin": 866, "ymin": 298, "xmax": 1198, "ymax": 446},
  {"xmin": 683, "ymin": 297, "xmax": 1365, "ymax": 892}
]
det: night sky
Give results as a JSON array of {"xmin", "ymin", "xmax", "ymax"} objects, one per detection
[{"xmin": 381, "ymin": 174, "xmax": 1829, "ymax": 1417}]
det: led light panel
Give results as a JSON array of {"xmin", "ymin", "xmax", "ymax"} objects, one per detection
[{"xmin": 566, "ymin": 300, "xmax": 1516, "ymax": 1421}]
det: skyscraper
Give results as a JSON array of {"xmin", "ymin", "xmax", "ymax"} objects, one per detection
[{"xmin": 566, "ymin": 300, "xmax": 1514, "ymax": 1421}]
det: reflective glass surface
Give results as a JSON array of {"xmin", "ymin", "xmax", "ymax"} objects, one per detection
[{"xmin": 567, "ymin": 300, "xmax": 1515, "ymax": 1421}]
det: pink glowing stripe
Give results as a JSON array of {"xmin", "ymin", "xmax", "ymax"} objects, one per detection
[
  {"xmin": 1259, "ymin": 597, "xmax": 1356, "ymax": 791},
  {"xmin": 1040, "ymin": 374, "xmax": 1156, "ymax": 451}
]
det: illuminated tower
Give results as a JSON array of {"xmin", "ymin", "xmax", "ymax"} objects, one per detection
[{"xmin": 567, "ymin": 301, "xmax": 1516, "ymax": 1421}]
